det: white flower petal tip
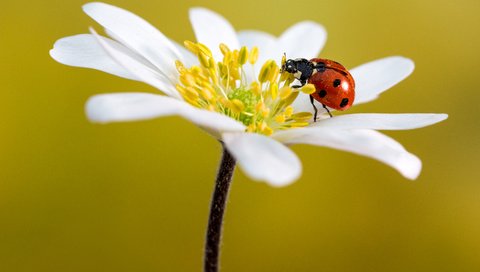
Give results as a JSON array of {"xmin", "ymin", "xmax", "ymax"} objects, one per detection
[
  {"xmin": 85, "ymin": 93, "xmax": 246, "ymax": 133},
  {"xmin": 397, "ymin": 152, "xmax": 422, "ymax": 180},
  {"xmin": 279, "ymin": 21, "xmax": 327, "ymax": 59},
  {"xmin": 49, "ymin": 34, "xmax": 137, "ymax": 80},
  {"xmin": 82, "ymin": 2, "xmax": 181, "ymax": 81},
  {"xmin": 352, "ymin": 56, "xmax": 415, "ymax": 105},
  {"xmin": 222, "ymin": 133, "xmax": 302, "ymax": 187},
  {"xmin": 189, "ymin": 7, "xmax": 240, "ymax": 61},
  {"xmin": 273, "ymin": 129, "xmax": 422, "ymax": 181},
  {"xmin": 313, "ymin": 113, "xmax": 449, "ymax": 130}
]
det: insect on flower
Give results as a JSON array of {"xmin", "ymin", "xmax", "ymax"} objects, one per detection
[{"xmin": 281, "ymin": 55, "xmax": 355, "ymax": 121}]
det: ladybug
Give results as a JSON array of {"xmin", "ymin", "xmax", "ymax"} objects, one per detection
[{"xmin": 281, "ymin": 57, "xmax": 355, "ymax": 121}]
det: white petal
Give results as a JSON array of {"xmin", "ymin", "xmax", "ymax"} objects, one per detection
[
  {"xmin": 89, "ymin": 28, "xmax": 180, "ymax": 99},
  {"xmin": 237, "ymin": 30, "xmax": 276, "ymax": 52},
  {"xmin": 83, "ymin": 2, "xmax": 181, "ymax": 82},
  {"xmin": 222, "ymin": 133, "xmax": 302, "ymax": 187},
  {"xmin": 189, "ymin": 7, "xmax": 240, "ymax": 61},
  {"xmin": 278, "ymin": 21, "xmax": 327, "ymax": 60},
  {"xmin": 86, "ymin": 93, "xmax": 246, "ymax": 133},
  {"xmin": 50, "ymin": 34, "xmax": 147, "ymax": 80},
  {"xmin": 273, "ymin": 128, "xmax": 422, "ymax": 180},
  {"xmin": 237, "ymin": 30, "xmax": 278, "ymax": 72},
  {"xmin": 352, "ymin": 56, "xmax": 414, "ymax": 105},
  {"xmin": 313, "ymin": 113, "xmax": 448, "ymax": 130}
]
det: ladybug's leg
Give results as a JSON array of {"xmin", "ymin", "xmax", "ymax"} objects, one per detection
[
  {"xmin": 309, "ymin": 95, "xmax": 318, "ymax": 122},
  {"xmin": 322, "ymin": 104, "xmax": 333, "ymax": 118}
]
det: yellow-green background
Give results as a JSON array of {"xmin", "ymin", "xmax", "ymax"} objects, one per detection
[{"xmin": 1, "ymin": 0, "xmax": 479, "ymax": 271}]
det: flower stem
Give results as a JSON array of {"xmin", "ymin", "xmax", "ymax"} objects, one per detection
[{"xmin": 204, "ymin": 145, "xmax": 236, "ymax": 272}]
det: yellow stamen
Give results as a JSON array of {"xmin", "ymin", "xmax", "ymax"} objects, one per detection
[
  {"xmin": 238, "ymin": 46, "xmax": 248, "ymax": 65},
  {"xmin": 291, "ymin": 112, "xmax": 313, "ymax": 121},
  {"xmin": 267, "ymin": 62, "xmax": 279, "ymax": 83},
  {"xmin": 258, "ymin": 121, "xmax": 267, "ymax": 131},
  {"xmin": 284, "ymin": 106, "xmax": 294, "ymax": 117},
  {"xmin": 175, "ymin": 60, "xmax": 185, "ymax": 73},
  {"xmin": 301, "ymin": 83, "xmax": 316, "ymax": 94},
  {"xmin": 199, "ymin": 52, "xmax": 211, "ymax": 68},
  {"xmin": 184, "ymin": 40, "xmax": 198, "ymax": 54},
  {"xmin": 219, "ymin": 97, "xmax": 231, "ymax": 108},
  {"xmin": 197, "ymin": 43, "xmax": 213, "ymax": 58},
  {"xmin": 199, "ymin": 86, "xmax": 214, "ymax": 101},
  {"xmin": 270, "ymin": 82, "xmax": 278, "ymax": 100},
  {"xmin": 223, "ymin": 51, "xmax": 232, "ymax": 65},
  {"xmin": 232, "ymin": 50, "xmax": 239, "ymax": 65},
  {"xmin": 246, "ymin": 123, "xmax": 256, "ymax": 132},
  {"xmin": 283, "ymin": 91, "xmax": 299, "ymax": 106},
  {"xmin": 251, "ymin": 82, "xmax": 261, "ymax": 96},
  {"xmin": 275, "ymin": 114, "xmax": 286, "ymax": 123},
  {"xmin": 261, "ymin": 108, "xmax": 270, "ymax": 118},
  {"xmin": 218, "ymin": 62, "xmax": 227, "ymax": 79},
  {"xmin": 258, "ymin": 60, "xmax": 273, "ymax": 83},
  {"xmin": 262, "ymin": 126, "xmax": 273, "ymax": 136},
  {"xmin": 288, "ymin": 122, "xmax": 310, "ymax": 127},
  {"xmin": 230, "ymin": 99, "xmax": 245, "ymax": 114},
  {"xmin": 249, "ymin": 47, "xmax": 259, "ymax": 64},
  {"xmin": 255, "ymin": 101, "xmax": 265, "ymax": 112},
  {"xmin": 180, "ymin": 73, "xmax": 196, "ymax": 87},
  {"xmin": 229, "ymin": 65, "xmax": 240, "ymax": 81},
  {"xmin": 219, "ymin": 43, "xmax": 231, "ymax": 56},
  {"xmin": 279, "ymin": 86, "xmax": 292, "ymax": 100}
]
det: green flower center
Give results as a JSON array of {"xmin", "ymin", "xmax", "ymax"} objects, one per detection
[{"xmin": 227, "ymin": 87, "xmax": 258, "ymax": 126}]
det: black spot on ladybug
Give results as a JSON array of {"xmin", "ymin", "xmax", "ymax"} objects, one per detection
[
  {"xmin": 333, "ymin": 79, "xmax": 341, "ymax": 87},
  {"xmin": 319, "ymin": 90, "xmax": 327, "ymax": 98},
  {"xmin": 340, "ymin": 98, "xmax": 349, "ymax": 108}
]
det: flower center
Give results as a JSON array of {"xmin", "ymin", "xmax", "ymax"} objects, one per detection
[{"xmin": 175, "ymin": 41, "xmax": 315, "ymax": 135}]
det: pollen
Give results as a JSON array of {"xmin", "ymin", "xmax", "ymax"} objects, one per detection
[{"xmin": 175, "ymin": 41, "xmax": 313, "ymax": 135}]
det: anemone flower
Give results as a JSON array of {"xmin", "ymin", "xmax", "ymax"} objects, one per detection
[{"xmin": 50, "ymin": 2, "xmax": 447, "ymax": 271}]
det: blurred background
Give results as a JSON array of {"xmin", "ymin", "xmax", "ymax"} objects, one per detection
[{"xmin": 1, "ymin": 0, "xmax": 479, "ymax": 271}]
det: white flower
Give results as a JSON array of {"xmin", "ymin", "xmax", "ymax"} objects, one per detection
[{"xmin": 50, "ymin": 2, "xmax": 447, "ymax": 187}]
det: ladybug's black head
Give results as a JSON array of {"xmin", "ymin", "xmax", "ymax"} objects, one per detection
[
  {"xmin": 282, "ymin": 58, "xmax": 314, "ymax": 82},
  {"xmin": 282, "ymin": 59, "xmax": 297, "ymax": 74}
]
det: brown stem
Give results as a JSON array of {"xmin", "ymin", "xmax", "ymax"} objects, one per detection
[{"xmin": 204, "ymin": 146, "xmax": 236, "ymax": 272}]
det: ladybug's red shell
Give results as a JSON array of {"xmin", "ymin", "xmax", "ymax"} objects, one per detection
[{"xmin": 308, "ymin": 58, "xmax": 355, "ymax": 111}]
